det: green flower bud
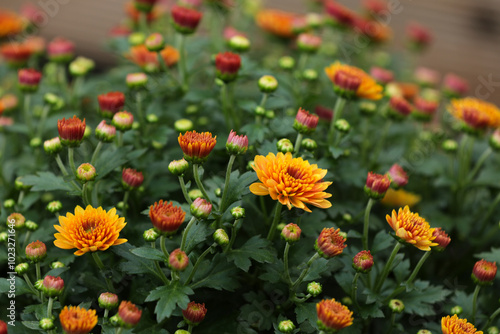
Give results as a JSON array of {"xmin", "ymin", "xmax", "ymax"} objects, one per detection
[
  {"xmin": 109, "ymin": 314, "xmax": 121, "ymax": 327},
  {"xmin": 44, "ymin": 93, "xmax": 65, "ymax": 110},
  {"xmin": 278, "ymin": 319, "xmax": 296, "ymax": 333},
  {"xmin": 265, "ymin": 110, "xmax": 275, "ymax": 119},
  {"xmin": 25, "ymin": 220, "xmax": 38, "ymax": 231},
  {"xmin": 132, "ymin": 121, "xmax": 140, "ymax": 130},
  {"xmin": 341, "ymin": 297, "xmax": 352, "ymax": 306},
  {"xmin": 307, "ymin": 281, "xmax": 322, "ymax": 297},
  {"xmin": 301, "ymin": 138, "xmax": 317, "ymax": 151},
  {"xmin": 488, "ymin": 326, "xmax": 500, "ymax": 334},
  {"xmin": 389, "ymin": 299, "xmax": 405, "ymax": 313},
  {"xmin": 129, "ymin": 32, "xmax": 146, "ymax": 46},
  {"xmin": 277, "ymin": 138, "xmax": 294, "ymax": 153},
  {"xmin": 230, "ymin": 206, "xmax": 245, "ymax": 219},
  {"xmin": 359, "ymin": 101, "xmax": 377, "ymax": 116},
  {"xmin": 50, "ymin": 261, "xmax": 65, "ymax": 269},
  {"xmin": 145, "ymin": 32, "xmax": 165, "ymax": 52},
  {"xmin": 39, "ymin": 318, "xmax": 55, "ymax": 330},
  {"xmin": 0, "ymin": 232, "xmax": 8, "ymax": 242},
  {"xmin": 198, "ymin": 116, "xmax": 209, "ymax": 126},
  {"xmin": 214, "ymin": 188, "xmax": 222, "ymax": 197},
  {"xmin": 279, "ymin": 56, "xmax": 295, "ymax": 70},
  {"xmin": 174, "ymin": 119, "xmax": 194, "ymax": 132},
  {"xmin": 30, "ymin": 137, "xmax": 42, "ymax": 148},
  {"xmin": 69, "ymin": 56, "xmax": 95, "ymax": 76},
  {"xmin": 147, "ymin": 114, "xmax": 158, "ymax": 123},
  {"xmin": 213, "ymin": 229, "xmax": 229, "ymax": 246},
  {"xmin": 83, "ymin": 126, "xmax": 92, "ymax": 139},
  {"xmin": 417, "ymin": 330, "xmax": 432, "ymax": 334},
  {"xmin": 168, "ymin": 158, "xmax": 189, "ymax": 176},
  {"xmin": 258, "ymin": 75, "xmax": 278, "ymax": 93},
  {"xmin": 43, "ymin": 137, "xmax": 62, "ymax": 155},
  {"xmin": 76, "ymin": 163, "xmax": 97, "ymax": 182},
  {"xmin": 334, "ymin": 119, "xmax": 350, "ymax": 133},
  {"xmin": 15, "ymin": 177, "xmax": 31, "ymax": 190},
  {"xmin": 15, "ymin": 263, "xmax": 29, "ymax": 275},
  {"xmin": 247, "ymin": 161, "xmax": 255, "ymax": 171},
  {"xmin": 302, "ymin": 69, "xmax": 318, "ymax": 81},
  {"xmin": 229, "ymin": 35, "xmax": 251, "ymax": 52},
  {"xmin": 34, "ymin": 279, "xmax": 44, "ymax": 291},
  {"xmin": 186, "ymin": 104, "xmax": 198, "ymax": 114},
  {"xmin": 255, "ymin": 106, "xmax": 266, "ymax": 116},
  {"xmin": 174, "ymin": 331, "xmax": 191, "ymax": 334},
  {"xmin": 442, "ymin": 139, "xmax": 458, "ymax": 153},
  {"xmin": 46, "ymin": 200, "xmax": 62, "ymax": 213},
  {"xmin": 151, "ymin": 141, "xmax": 164, "ymax": 149},
  {"xmin": 450, "ymin": 305, "xmax": 462, "ymax": 315},
  {"xmin": 143, "ymin": 228, "xmax": 160, "ymax": 242},
  {"xmin": 188, "ymin": 189, "xmax": 204, "ymax": 201},
  {"xmin": 98, "ymin": 292, "xmax": 119, "ymax": 310},
  {"xmin": 342, "ymin": 213, "xmax": 352, "ymax": 222}
]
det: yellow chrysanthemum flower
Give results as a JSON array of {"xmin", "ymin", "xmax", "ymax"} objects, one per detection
[
  {"xmin": 249, "ymin": 152, "xmax": 332, "ymax": 212},
  {"xmin": 54, "ymin": 205, "xmax": 127, "ymax": 256},
  {"xmin": 381, "ymin": 188, "xmax": 421, "ymax": 208},
  {"xmin": 448, "ymin": 97, "xmax": 500, "ymax": 130},
  {"xmin": 441, "ymin": 314, "xmax": 483, "ymax": 334},
  {"xmin": 325, "ymin": 61, "xmax": 383, "ymax": 100},
  {"xmin": 386, "ymin": 206, "xmax": 437, "ymax": 251}
]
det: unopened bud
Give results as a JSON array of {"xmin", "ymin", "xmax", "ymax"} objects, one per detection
[
  {"xmin": 30, "ymin": 137, "xmax": 42, "ymax": 147},
  {"xmin": 147, "ymin": 114, "xmax": 158, "ymax": 123},
  {"xmin": 76, "ymin": 163, "xmax": 97, "ymax": 182},
  {"xmin": 169, "ymin": 158, "xmax": 190, "ymax": 176},
  {"xmin": 25, "ymin": 220, "xmax": 38, "ymax": 231},
  {"xmin": 143, "ymin": 228, "xmax": 160, "ymax": 242},
  {"xmin": 229, "ymin": 35, "xmax": 251, "ymax": 52},
  {"xmin": 334, "ymin": 119, "xmax": 350, "ymax": 133},
  {"xmin": 389, "ymin": 299, "xmax": 405, "ymax": 313},
  {"xmin": 255, "ymin": 106, "xmax": 266, "ymax": 116},
  {"xmin": 169, "ymin": 248, "xmax": 189, "ymax": 271},
  {"xmin": 258, "ymin": 75, "xmax": 278, "ymax": 93},
  {"xmin": 279, "ymin": 56, "xmax": 295, "ymax": 70},
  {"xmin": 213, "ymin": 229, "xmax": 229, "ymax": 246},
  {"xmin": 214, "ymin": 188, "xmax": 222, "ymax": 197},
  {"xmin": 265, "ymin": 110, "xmax": 275, "ymax": 119},
  {"xmin": 307, "ymin": 281, "xmax": 322, "ymax": 297},
  {"xmin": 39, "ymin": 318, "xmax": 55, "ymax": 330},
  {"xmin": 15, "ymin": 263, "xmax": 29, "ymax": 275},
  {"xmin": 450, "ymin": 305, "xmax": 463, "ymax": 315},
  {"xmin": 281, "ymin": 223, "xmax": 301, "ymax": 242},
  {"xmin": 277, "ymin": 138, "xmax": 294, "ymax": 153},
  {"xmin": 50, "ymin": 261, "xmax": 65, "ymax": 269},
  {"xmin": 231, "ymin": 206, "xmax": 245, "ymax": 219},
  {"xmin": 302, "ymin": 138, "xmax": 317, "ymax": 151},
  {"xmin": 359, "ymin": 101, "xmax": 377, "ymax": 116},
  {"xmin": 99, "ymin": 292, "xmax": 119, "ymax": 310},
  {"xmin": 174, "ymin": 119, "xmax": 194, "ymax": 132},
  {"xmin": 278, "ymin": 319, "xmax": 296, "ymax": 333},
  {"xmin": 188, "ymin": 189, "xmax": 204, "ymax": 201},
  {"xmin": 302, "ymin": 69, "xmax": 318, "ymax": 81}
]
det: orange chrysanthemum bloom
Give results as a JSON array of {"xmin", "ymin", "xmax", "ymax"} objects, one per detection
[
  {"xmin": 441, "ymin": 314, "xmax": 483, "ymax": 334},
  {"xmin": 178, "ymin": 130, "xmax": 217, "ymax": 164},
  {"xmin": 149, "ymin": 200, "xmax": 186, "ymax": 235},
  {"xmin": 448, "ymin": 97, "xmax": 500, "ymax": 130},
  {"xmin": 386, "ymin": 205, "xmax": 437, "ymax": 251},
  {"xmin": 0, "ymin": 10, "xmax": 25, "ymax": 38},
  {"xmin": 54, "ymin": 205, "xmax": 127, "ymax": 256},
  {"xmin": 59, "ymin": 305, "xmax": 98, "ymax": 334},
  {"xmin": 249, "ymin": 152, "xmax": 332, "ymax": 212},
  {"xmin": 325, "ymin": 61, "xmax": 383, "ymax": 100},
  {"xmin": 256, "ymin": 9, "xmax": 297, "ymax": 38},
  {"xmin": 127, "ymin": 45, "xmax": 179, "ymax": 72},
  {"xmin": 381, "ymin": 188, "xmax": 421, "ymax": 208},
  {"xmin": 316, "ymin": 299, "xmax": 353, "ymax": 331}
]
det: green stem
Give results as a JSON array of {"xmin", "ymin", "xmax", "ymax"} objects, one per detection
[
  {"xmin": 224, "ymin": 218, "xmax": 241, "ymax": 253},
  {"xmin": 221, "ymin": 83, "xmax": 231, "ymax": 129},
  {"xmin": 387, "ymin": 313, "xmax": 396, "ymax": 334},
  {"xmin": 294, "ymin": 133, "xmax": 303, "ymax": 157},
  {"xmin": 36, "ymin": 262, "xmax": 41, "ymax": 282},
  {"xmin": 483, "ymin": 306, "xmax": 500, "ymax": 330},
  {"xmin": 193, "ymin": 164, "xmax": 210, "ymax": 202},
  {"xmin": 55, "ymin": 154, "xmax": 69, "ymax": 176},
  {"xmin": 117, "ymin": 132, "xmax": 123, "ymax": 147},
  {"xmin": 82, "ymin": 182, "xmax": 90, "ymax": 206},
  {"xmin": 90, "ymin": 141, "xmax": 104, "ymax": 165},
  {"xmin": 291, "ymin": 253, "xmax": 320, "ymax": 289},
  {"xmin": 178, "ymin": 176, "xmax": 192, "ymax": 205},
  {"xmin": 351, "ymin": 272, "xmax": 361, "ymax": 310},
  {"xmin": 23, "ymin": 273, "xmax": 39, "ymax": 298},
  {"xmin": 266, "ymin": 203, "xmax": 283, "ymax": 241},
  {"xmin": 116, "ymin": 327, "xmax": 124, "ymax": 334},
  {"xmin": 139, "ymin": 12, "xmax": 148, "ymax": 34},
  {"xmin": 374, "ymin": 242, "xmax": 402, "ymax": 293},
  {"xmin": 259, "ymin": 197, "xmax": 269, "ymax": 225},
  {"xmin": 136, "ymin": 91, "xmax": 145, "ymax": 126},
  {"xmin": 478, "ymin": 192, "xmax": 500, "ymax": 235},
  {"xmin": 68, "ymin": 147, "xmax": 76, "ymax": 176},
  {"xmin": 160, "ymin": 235, "xmax": 170, "ymax": 259},
  {"xmin": 185, "ymin": 243, "xmax": 216, "ymax": 285},
  {"xmin": 471, "ymin": 284, "xmax": 481, "ymax": 324},
  {"xmin": 47, "ymin": 297, "xmax": 54, "ymax": 318},
  {"xmin": 386, "ymin": 251, "xmax": 431, "ymax": 301},
  {"xmin": 180, "ymin": 217, "xmax": 197, "ymax": 252},
  {"xmin": 178, "ymin": 33, "xmax": 188, "ymax": 92},
  {"xmin": 17, "ymin": 191, "xmax": 25, "ymax": 211},
  {"xmin": 188, "ymin": 324, "xmax": 193, "ymax": 333},
  {"xmin": 104, "ymin": 309, "xmax": 109, "ymax": 319},
  {"xmin": 36, "ymin": 105, "xmax": 50, "ymax": 138},
  {"xmin": 92, "ymin": 252, "xmax": 115, "ymax": 293},
  {"xmin": 23, "ymin": 94, "xmax": 32, "ymax": 133},
  {"xmin": 283, "ymin": 242, "xmax": 293, "ymax": 286},
  {"xmin": 219, "ymin": 155, "xmax": 236, "ymax": 215},
  {"xmin": 122, "ymin": 191, "xmax": 130, "ymax": 218},
  {"xmin": 328, "ymin": 97, "xmax": 347, "ymax": 144},
  {"xmin": 362, "ymin": 198, "xmax": 375, "ymax": 250},
  {"xmin": 467, "ymin": 147, "xmax": 492, "ymax": 183}
]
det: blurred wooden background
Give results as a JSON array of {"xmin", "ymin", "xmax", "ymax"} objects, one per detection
[{"xmin": 1, "ymin": 0, "xmax": 500, "ymax": 104}]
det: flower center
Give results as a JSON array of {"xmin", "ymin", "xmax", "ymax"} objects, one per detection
[
  {"xmin": 82, "ymin": 219, "xmax": 97, "ymax": 233},
  {"xmin": 287, "ymin": 165, "xmax": 305, "ymax": 180}
]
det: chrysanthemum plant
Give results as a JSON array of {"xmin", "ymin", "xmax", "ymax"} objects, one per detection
[{"xmin": 1, "ymin": 1, "xmax": 500, "ymax": 333}]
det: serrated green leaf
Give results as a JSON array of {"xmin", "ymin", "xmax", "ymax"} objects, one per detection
[
  {"xmin": 227, "ymin": 235, "xmax": 276, "ymax": 272},
  {"xmin": 22, "ymin": 321, "xmax": 40, "ymax": 330},
  {"xmin": 190, "ymin": 254, "xmax": 239, "ymax": 291},
  {"xmin": 295, "ymin": 302, "xmax": 317, "ymax": 329},
  {"xmin": 358, "ymin": 303, "xmax": 384, "ymax": 319},
  {"xmin": 145, "ymin": 283, "xmax": 194, "ymax": 322},
  {"xmin": 220, "ymin": 170, "xmax": 257, "ymax": 214},
  {"xmin": 371, "ymin": 230, "xmax": 394, "ymax": 254},
  {"xmin": 130, "ymin": 247, "xmax": 166, "ymax": 261},
  {"xmin": 0, "ymin": 276, "xmax": 33, "ymax": 296},
  {"xmin": 258, "ymin": 259, "xmax": 284, "ymax": 284},
  {"xmin": 329, "ymin": 146, "xmax": 344, "ymax": 159},
  {"xmin": 183, "ymin": 220, "xmax": 212, "ymax": 254},
  {"xmin": 20, "ymin": 172, "xmax": 72, "ymax": 192},
  {"xmin": 399, "ymin": 281, "xmax": 451, "ymax": 316},
  {"xmin": 475, "ymin": 247, "xmax": 500, "ymax": 263},
  {"xmin": 95, "ymin": 146, "xmax": 133, "ymax": 180},
  {"xmin": 334, "ymin": 270, "xmax": 355, "ymax": 295},
  {"xmin": 240, "ymin": 123, "xmax": 270, "ymax": 144},
  {"xmin": 113, "ymin": 244, "xmax": 164, "ymax": 280}
]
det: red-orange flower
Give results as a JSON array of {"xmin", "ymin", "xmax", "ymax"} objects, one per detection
[
  {"xmin": 315, "ymin": 228, "xmax": 347, "ymax": 258},
  {"xmin": 0, "ymin": 42, "xmax": 33, "ymax": 67},
  {"xmin": 57, "ymin": 116, "xmax": 86, "ymax": 147},
  {"xmin": 149, "ymin": 200, "xmax": 186, "ymax": 235},
  {"xmin": 118, "ymin": 301, "xmax": 142, "ymax": 328},
  {"xmin": 448, "ymin": 97, "xmax": 500, "ymax": 131},
  {"xmin": 59, "ymin": 306, "xmax": 98, "ymax": 334},
  {"xmin": 178, "ymin": 130, "xmax": 217, "ymax": 164},
  {"xmin": 54, "ymin": 205, "xmax": 127, "ymax": 256},
  {"xmin": 386, "ymin": 206, "xmax": 437, "ymax": 251},
  {"xmin": 325, "ymin": 62, "xmax": 383, "ymax": 100},
  {"xmin": 182, "ymin": 301, "xmax": 207, "ymax": 326},
  {"xmin": 250, "ymin": 152, "xmax": 332, "ymax": 212},
  {"xmin": 316, "ymin": 299, "xmax": 353, "ymax": 331},
  {"xmin": 472, "ymin": 259, "xmax": 497, "ymax": 285},
  {"xmin": 127, "ymin": 45, "xmax": 179, "ymax": 72},
  {"xmin": 0, "ymin": 10, "xmax": 25, "ymax": 38},
  {"xmin": 256, "ymin": 9, "xmax": 297, "ymax": 38},
  {"xmin": 441, "ymin": 314, "xmax": 483, "ymax": 334}
]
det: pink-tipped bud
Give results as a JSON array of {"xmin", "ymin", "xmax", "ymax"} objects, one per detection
[
  {"xmin": 47, "ymin": 37, "xmax": 75, "ymax": 63},
  {"xmin": 490, "ymin": 129, "xmax": 500, "ymax": 151},
  {"xmin": 315, "ymin": 228, "xmax": 347, "ymax": 259},
  {"xmin": 370, "ymin": 67, "xmax": 393, "ymax": 85},
  {"xmin": 387, "ymin": 164, "xmax": 408, "ymax": 188},
  {"xmin": 364, "ymin": 172, "xmax": 391, "ymax": 199},
  {"xmin": 42, "ymin": 276, "xmax": 64, "ymax": 297},
  {"xmin": 145, "ymin": 32, "xmax": 165, "ymax": 52},
  {"xmin": 98, "ymin": 292, "xmax": 119, "ymax": 310},
  {"xmin": 169, "ymin": 248, "xmax": 189, "ymax": 271},
  {"xmin": 414, "ymin": 67, "xmax": 440, "ymax": 87},
  {"xmin": 18, "ymin": 68, "xmax": 42, "ymax": 93},
  {"xmin": 352, "ymin": 250, "xmax": 374, "ymax": 273},
  {"xmin": 122, "ymin": 168, "xmax": 144, "ymax": 190},
  {"xmin": 443, "ymin": 73, "xmax": 468, "ymax": 98},
  {"xmin": 293, "ymin": 108, "xmax": 319, "ymax": 134},
  {"xmin": 171, "ymin": 5, "xmax": 203, "ymax": 34},
  {"xmin": 315, "ymin": 105, "xmax": 333, "ymax": 122},
  {"xmin": 388, "ymin": 96, "xmax": 413, "ymax": 119},
  {"xmin": 112, "ymin": 111, "xmax": 134, "ymax": 132},
  {"xmin": 431, "ymin": 228, "xmax": 450, "ymax": 252},
  {"xmin": 95, "ymin": 120, "xmax": 117, "ymax": 142},
  {"xmin": 333, "ymin": 70, "xmax": 361, "ymax": 99},
  {"xmin": 168, "ymin": 158, "xmax": 190, "ymax": 176},
  {"xmin": 226, "ymin": 130, "xmax": 248, "ymax": 155},
  {"xmin": 98, "ymin": 92, "xmax": 125, "ymax": 118},
  {"xmin": 407, "ymin": 22, "xmax": 432, "ymax": 51},
  {"xmin": 190, "ymin": 197, "xmax": 212, "ymax": 219},
  {"xmin": 472, "ymin": 259, "xmax": 497, "ymax": 285},
  {"xmin": 182, "ymin": 301, "xmax": 207, "ymax": 326},
  {"xmin": 126, "ymin": 72, "xmax": 148, "ymax": 89},
  {"xmin": 118, "ymin": 301, "xmax": 142, "ymax": 328},
  {"xmin": 26, "ymin": 240, "xmax": 47, "ymax": 262},
  {"xmin": 215, "ymin": 52, "xmax": 241, "ymax": 83},
  {"xmin": 412, "ymin": 96, "xmax": 438, "ymax": 122},
  {"xmin": 43, "ymin": 137, "xmax": 62, "ymax": 155},
  {"xmin": 297, "ymin": 33, "xmax": 322, "ymax": 53},
  {"xmin": 281, "ymin": 223, "xmax": 302, "ymax": 243},
  {"xmin": 7, "ymin": 212, "xmax": 25, "ymax": 229}
]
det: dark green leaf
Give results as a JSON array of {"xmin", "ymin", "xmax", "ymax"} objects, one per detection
[
  {"xmin": 22, "ymin": 321, "xmax": 40, "ymax": 330},
  {"xmin": 130, "ymin": 247, "xmax": 166, "ymax": 261},
  {"xmin": 399, "ymin": 280, "xmax": 451, "ymax": 316},
  {"xmin": 371, "ymin": 230, "xmax": 394, "ymax": 254},
  {"xmin": 329, "ymin": 146, "xmax": 344, "ymax": 159},
  {"xmin": 240, "ymin": 123, "xmax": 270, "ymax": 143},
  {"xmin": 475, "ymin": 247, "xmax": 500, "ymax": 263},
  {"xmin": 190, "ymin": 254, "xmax": 239, "ymax": 291},
  {"xmin": 0, "ymin": 276, "xmax": 33, "ymax": 296},
  {"xmin": 145, "ymin": 283, "xmax": 194, "ymax": 322},
  {"xmin": 295, "ymin": 302, "xmax": 317, "ymax": 328},
  {"xmin": 227, "ymin": 235, "xmax": 276, "ymax": 272},
  {"xmin": 95, "ymin": 146, "xmax": 133, "ymax": 180},
  {"xmin": 20, "ymin": 172, "xmax": 72, "ymax": 192},
  {"xmin": 183, "ymin": 220, "xmax": 212, "ymax": 254}
]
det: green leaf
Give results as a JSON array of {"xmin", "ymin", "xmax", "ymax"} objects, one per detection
[
  {"xmin": 329, "ymin": 146, "xmax": 344, "ymax": 159},
  {"xmin": 475, "ymin": 247, "xmax": 500, "ymax": 263},
  {"xmin": 220, "ymin": 170, "xmax": 257, "ymax": 213},
  {"xmin": 22, "ymin": 321, "xmax": 40, "ymax": 330},
  {"xmin": 240, "ymin": 123, "xmax": 270, "ymax": 143},
  {"xmin": 130, "ymin": 247, "xmax": 166, "ymax": 261},
  {"xmin": 95, "ymin": 146, "xmax": 133, "ymax": 180},
  {"xmin": 20, "ymin": 172, "xmax": 72, "ymax": 192},
  {"xmin": 295, "ymin": 302, "xmax": 318, "ymax": 329},
  {"xmin": 114, "ymin": 244, "xmax": 164, "ymax": 280},
  {"xmin": 183, "ymin": 220, "xmax": 212, "ymax": 254},
  {"xmin": 227, "ymin": 235, "xmax": 276, "ymax": 272},
  {"xmin": 259, "ymin": 259, "xmax": 284, "ymax": 284},
  {"xmin": 358, "ymin": 303, "xmax": 384, "ymax": 319},
  {"xmin": 0, "ymin": 276, "xmax": 33, "ymax": 296},
  {"xmin": 371, "ymin": 230, "xmax": 394, "ymax": 254},
  {"xmin": 399, "ymin": 280, "xmax": 451, "ymax": 316},
  {"xmin": 145, "ymin": 282, "xmax": 194, "ymax": 322},
  {"xmin": 190, "ymin": 254, "xmax": 240, "ymax": 291}
]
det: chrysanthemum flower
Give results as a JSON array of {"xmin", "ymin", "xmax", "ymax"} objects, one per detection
[
  {"xmin": 57, "ymin": 116, "xmax": 86, "ymax": 147},
  {"xmin": 386, "ymin": 206, "xmax": 437, "ymax": 251},
  {"xmin": 127, "ymin": 45, "xmax": 179, "ymax": 72},
  {"xmin": 182, "ymin": 301, "xmax": 207, "ymax": 326},
  {"xmin": 315, "ymin": 228, "xmax": 347, "ymax": 258},
  {"xmin": 249, "ymin": 152, "xmax": 332, "ymax": 212},
  {"xmin": 472, "ymin": 259, "xmax": 497, "ymax": 285},
  {"xmin": 325, "ymin": 62, "xmax": 383, "ymax": 100},
  {"xmin": 448, "ymin": 97, "xmax": 500, "ymax": 131},
  {"xmin": 149, "ymin": 200, "xmax": 186, "ymax": 235},
  {"xmin": 316, "ymin": 299, "xmax": 353, "ymax": 331},
  {"xmin": 0, "ymin": 10, "xmax": 25, "ymax": 38},
  {"xmin": 118, "ymin": 301, "xmax": 142, "ymax": 328},
  {"xmin": 54, "ymin": 205, "xmax": 127, "ymax": 256},
  {"xmin": 59, "ymin": 306, "xmax": 98, "ymax": 334},
  {"xmin": 386, "ymin": 164, "xmax": 408, "ymax": 188},
  {"xmin": 443, "ymin": 73, "xmax": 469, "ymax": 98},
  {"xmin": 432, "ymin": 228, "xmax": 451, "ymax": 252},
  {"xmin": 324, "ymin": 0, "xmax": 357, "ymax": 28},
  {"xmin": 0, "ymin": 42, "xmax": 33, "ymax": 67},
  {"xmin": 178, "ymin": 130, "xmax": 217, "ymax": 164},
  {"xmin": 441, "ymin": 314, "xmax": 483, "ymax": 334},
  {"xmin": 381, "ymin": 188, "xmax": 421, "ymax": 208},
  {"xmin": 47, "ymin": 37, "xmax": 75, "ymax": 63},
  {"xmin": 256, "ymin": 9, "xmax": 297, "ymax": 38},
  {"xmin": 171, "ymin": 5, "xmax": 203, "ymax": 34}
]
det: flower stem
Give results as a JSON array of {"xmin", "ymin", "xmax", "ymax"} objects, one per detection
[
  {"xmin": 185, "ymin": 243, "xmax": 216, "ymax": 285},
  {"xmin": 219, "ymin": 155, "xmax": 236, "ymax": 216},
  {"xmin": 467, "ymin": 147, "xmax": 492, "ymax": 183},
  {"xmin": 151, "ymin": 239, "xmax": 170, "ymax": 284},
  {"xmin": 188, "ymin": 324, "xmax": 193, "ymax": 333},
  {"xmin": 221, "ymin": 83, "xmax": 231, "ymax": 130},
  {"xmin": 471, "ymin": 284, "xmax": 481, "ymax": 324},
  {"xmin": 374, "ymin": 242, "xmax": 402, "ymax": 293},
  {"xmin": 82, "ymin": 182, "xmax": 91, "ymax": 206},
  {"xmin": 180, "ymin": 217, "xmax": 197, "ymax": 252},
  {"xmin": 351, "ymin": 272, "xmax": 362, "ymax": 310},
  {"xmin": 136, "ymin": 91, "xmax": 145, "ymax": 126},
  {"xmin": 68, "ymin": 147, "xmax": 76, "ymax": 176},
  {"xmin": 483, "ymin": 306, "xmax": 500, "ymax": 330},
  {"xmin": 267, "ymin": 203, "xmax": 283, "ymax": 241},
  {"xmin": 139, "ymin": 12, "xmax": 148, "ymax": 34},
  {"xmin": 47, "ymin": 297, "xmax": 54, "ymax": 318},
  {"xmin": 178, "ymin": 33, "xmax": 189, "ymax": 92},
  {"xmin": 122, "ymin": 191, "xmax": 130, "ymax": 218},
  {"xmin": 23, "ymin": 273, "xmax": 39, "ymax": 298},
  {"xmin": 55, "ymin": 154, "xmax": 69, "ymax": 176},
  {"xmin": 90, "ymin": 141, "xmax": 104, "ymax": 166},
  {"xmin": 36, "ymin": 262, "xmax": 42, "ymax": 282},
  {"xmin": 23, "ymin": 94, "xmax": 32, "ymax": 133},
  {"xmin": 104, "ymin": 309, "xmax": 109, "ymax": 319},
  {"xmin": 362, "ymin": 198, "xmax": 375, "ymax": 250},
  {"xmin": 283, "ymin": 242, "xmax": 293, "ymax": 286},
  {"xmin": 116, "ymin": 327, "xmax": 124, "ymax": 334},
  {"xmin": 225, "ymin": 218, "xmax": 242, "ymax": 253},
  {"xmin": 193, "ymin": 164, "xmax": 210, "ymax": 203},
  {"xmin": 178, "ymin": 175, "xmax": 192, "ymax": 205},
  {"xmin": 328, "ymin": 97, "xmax": 347, "ymax": 144},
  {"xmin": 291, "ymin": 253, "xmax": 320, "ymax": 290},
  {"xmin": 370, "ymin": 119, "xmax": 392, "ymax": 167},
  {"xmin": 92, "ymin": 252, "xmax": 115, "ymax": 293},
  {"xmin": 293, "ymin": 133, "xmax": 303, "ymax": 157},
  {"xmin": 36, "ymin": 105, "xmax": 50, "ymax": 138},
  {"xmin": 386, "ymin": 251, "xmax": 431, "ymax": 301}
]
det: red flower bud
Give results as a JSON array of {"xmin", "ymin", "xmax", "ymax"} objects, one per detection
[
  {"xmin": 431, "ymin": 228, "xmax": 450, "ymax": 252},
  {"xmin": 281, "ymin": 223, "xmax": 302, "ymax": 243},
  {"xmin": 472, "ymin": 259, "xmax": 497, "ymax": 285},
  {"xmin": 171, "ymin": 5, "xmax": 203, "ymax": 34},
  {"xmin": 42, "ymin": 276, "xmax": 64, "ymax": 297},
  {"xmin": 57, "ymin": 116, "xmax": 86, "ymax": 147},
  {"xmin": 365, "ymin": 172, "xmax": 391, "ymax": 199},
  {"xmin": 352, "ymin": 250, "xmax": 374, "ymax": 273},
  {"xmin": 182, "ymin": 301, "xmax": 207, "ymax": 326},
  {"xmin": 169, "ymin": 248, "xmax": 189, "ymax": 271},
  {"xmin": 118, "ymin": 301, "xmax": 142, "ymax": 328},
  {"xmin": 47, "ymin": 37, "xmax": 75, "ymax": 63},
  {"xmin": 386, "ymin": 164, "xmax": 408, "ymax": 188},
  {"xmin": 122, "ymin": 168, "xmax": 144, "ymax": 189},
  {"xmin": 98, "ymin": 92, "xmax": 125, "ymax": 118},
  {"xmin": 18, "ymin": 68, "xmax": 42, "ymax": 92},
  {"xmin": 315, "ymin": 228, "xmax": 347, "ymax": 258},
  {"xmin": 26, "ymin": 240, "xmax": 47, "ymax": 262},
  {"xmin": 215, "ymin": 52, "xmax": 241, "ymax": 83}
]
